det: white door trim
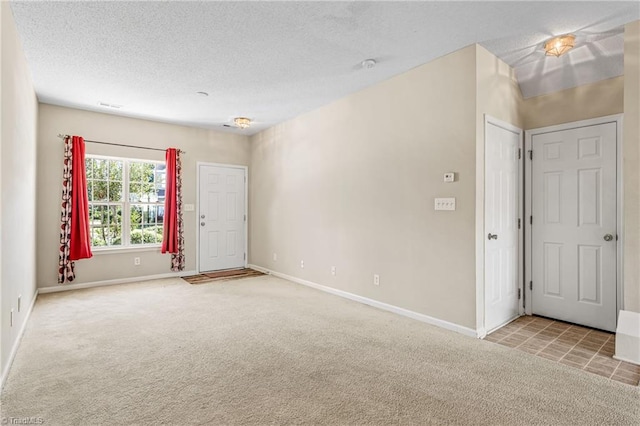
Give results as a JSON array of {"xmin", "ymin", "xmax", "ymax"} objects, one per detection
[
  {"xmin": 196, "ymin": 162, "xmax": 249, "ymax": 273},
  {"xmin": 524, "ymin": 114, "xmax": 624, "ymax": 317},
  {"xmin": 477, "ymin": 114, "xmax": 524, "ymax": 338}
]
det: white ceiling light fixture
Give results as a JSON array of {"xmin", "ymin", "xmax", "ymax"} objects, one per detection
[
  {"xmin": 544, "ymin": 34, "xmax": 576, "ymax": 57},
  {"xmin": 361, "ymin": 59, "xmax": 377, "ymax": 69},
  {"xmin": 234, "ymin": 117, "xmax": 251, "ymax": 129}
]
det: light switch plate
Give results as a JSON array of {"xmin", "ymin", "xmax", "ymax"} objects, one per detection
[
  {"xmin": 435, "ymin": 197, "xmax": 456, "ymax": 211},
  {"xmin": 184, "ymin": 203, "xmax": 195, "ymax": 211}
]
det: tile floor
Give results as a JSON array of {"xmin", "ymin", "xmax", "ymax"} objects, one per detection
[{"xmin": 486, "ymin": 315, "xmax": 640, "ymax": 386}]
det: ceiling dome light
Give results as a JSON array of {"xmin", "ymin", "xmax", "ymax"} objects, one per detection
[
  {"xmin": 361, "ymin": 59, "xmax": 377, "ymax": 69},
  {"xmin": 234, "ymin": 117, "xmax": 251, "ymax": 129},
  {"xmin": 544, "ymin": 34, "xmax": 576, "ymax": 57}
]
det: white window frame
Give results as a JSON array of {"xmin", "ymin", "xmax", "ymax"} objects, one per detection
[{"xmin": 86, "ymin": 154, "xmax": 165, "ymax": 252}]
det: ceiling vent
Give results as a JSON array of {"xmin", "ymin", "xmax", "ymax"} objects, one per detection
[{"xmin": 98, "ymin": 101, "xmax": 123, "ymax": 109}]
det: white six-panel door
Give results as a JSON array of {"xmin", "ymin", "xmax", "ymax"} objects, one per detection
[
  {"xmin": 198, "ymin": 164, "xmax": 246, "ymax": 272},
  {"xmin": 484, "ymin": 119, "xmax": 522, "ymax": 332},
  {"xmin": 531, "ymin": 122, "xmax": 617, "ymax": 331}
]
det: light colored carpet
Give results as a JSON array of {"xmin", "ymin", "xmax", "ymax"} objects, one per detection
[{"xmin": 1, "ymin": 275, "xmax": 638, "ymax": 425}]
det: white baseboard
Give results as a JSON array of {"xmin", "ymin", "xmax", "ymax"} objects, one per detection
[
  {"xmin": 248, "ymin": 264, "xmax": 479, "ymax": 338},
  {"xmin": 38, "ymin": 270, "xmax": 197, "ymax": 294},
  {"xmin": 1, "ymin": 288, "xmax": 39, "ymax": 390},
  {"xmin": 249, "ymin": 264, "xmax": 270, "ymax": 274}
]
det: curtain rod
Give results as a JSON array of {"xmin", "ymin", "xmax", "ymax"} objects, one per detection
[{"xmin": 57, "ymin": 134, "xmax": 186, "ymax": 154}]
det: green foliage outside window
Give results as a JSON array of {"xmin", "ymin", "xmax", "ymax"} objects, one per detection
[{"xmin": 87, "ymin": 157, "xmax": 166, "ymax": 248}]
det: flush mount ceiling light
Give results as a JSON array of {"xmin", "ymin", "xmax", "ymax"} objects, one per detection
[
  {"xmin": 361, "ymin": 59, "xmax": 377, "ymax": 69},
  {"xmin": 544, "ymin": 34, "xmax": 576, "ymax": 57},
  {"xmin": 234, "ymin": 117, "xmax": 251, "ymax": 129}
]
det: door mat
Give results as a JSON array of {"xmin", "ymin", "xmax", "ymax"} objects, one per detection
[{"xmin": 182, "ymin": 268, "xmax": 265, "ymax": 285}]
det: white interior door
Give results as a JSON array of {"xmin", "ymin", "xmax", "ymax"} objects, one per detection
[
  {"xmin": 485, "ymin": 119, "xmax": 522, "ymax": 332},
  {"xmin": 199, "ymin": 164, "xmax": 246, "ymax": 272},
  {"xmin": 531, "ymin": 122, "xmax": 617, "ymax": 332}
]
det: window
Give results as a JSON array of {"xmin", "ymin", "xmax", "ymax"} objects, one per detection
[{"xmin": 86, "ymin": 155, "xmax": 166, "ymax": 249}]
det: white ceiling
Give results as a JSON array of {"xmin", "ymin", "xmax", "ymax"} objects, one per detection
[{"xmin": 9, "ymin": 1, "xmax": 640, "ymax": 135}]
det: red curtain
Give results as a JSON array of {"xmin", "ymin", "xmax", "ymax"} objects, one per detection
[
  {"xmin": 162, "ymin": 148, "xmax": 179, "ymax": 254},
  {"xmin": 69, "ymin": 136, "xmax": 93, "ymax": 261}
]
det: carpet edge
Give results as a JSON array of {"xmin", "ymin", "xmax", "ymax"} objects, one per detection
[{"xmin": 248, "ymin": 264, "xmax": 480, "ymax": 338}]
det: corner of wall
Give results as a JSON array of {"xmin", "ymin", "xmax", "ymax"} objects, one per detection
[
  {"xmin": 1, "ymin": 0, "xmax": 39, "ymax": 383},
  {"xmin": 623, "ymin": 20, "xmax": 640, "ymax": 312}
]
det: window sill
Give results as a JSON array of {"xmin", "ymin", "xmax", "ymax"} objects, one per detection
[{"xmin": 91, "ymin": 246, "xmax": 162, "ymax": 255}]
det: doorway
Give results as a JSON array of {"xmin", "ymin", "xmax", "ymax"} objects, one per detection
[
  {"xmin": 197, "ymin": 163, "xmax": 247, "ymax": 273},
  {"xmin": 484, "ymin": 116, "xmax": 523, "ymax": 333},
  {"xmin": 525, "ymin": 115, "xmax": 622, "ymax": 332}
]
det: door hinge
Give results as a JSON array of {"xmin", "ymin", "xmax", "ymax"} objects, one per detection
[
  {"xmin": 529, "ymin": 281, "xmax": 533, "ymax": 291},
  {"xmin": 518, "ymin": 218, "xmax": 521, "ymax": 229},
  {"xmin": 244, "ymin": 176, "xmax": 246, "ymax": 183},
  {"xmin": 244, "ymin": 253, "xmax": 246, "ymax": 260},
  {"xmin": 518, "ymin": 288, "xmax": 521, "ymax": 300},
  {"xmin": 530, "ymin": 216, "xmax": 533, "ymax": 225},
  {"xmin": 244, "ymin": 214, "xmax": 246, "ymax": 222},
  {"xmin": 518, "ymin": 148, "xmax": 522, "ymax": 160},
  {"xmin": 528, "ymin": 150, "xmax": 533, "ymax": 160}
]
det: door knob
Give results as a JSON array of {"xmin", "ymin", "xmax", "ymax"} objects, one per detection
[
  {"xmin": 487, "ymin": 233, "xmax": 498, "ymax": 240},
  {"xmin": 201, "ymin": 222, "xmax": 205, "ymax": 227},
  {"xmin": 604, "ymin": 234, "xmax": 614, "ymax": 242},
  {"xmin": 201, "ymin": 214, "xmax": 205, "ymax": 219}
]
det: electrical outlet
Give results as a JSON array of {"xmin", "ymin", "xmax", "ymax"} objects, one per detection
[
  {"xmin": 331, "ymin": 266, "xmax": 336, "ymax": 276},
  {"xmin": 273, "ymin": 253, "xmax": 277, "ymax": 261},
  {"xmin": 300, "ymin": 260, "xmax": 304, "ymax": 269},
  {"xmin": 134, "ymin": 257, "xmax": 141, "ymax": 266},
  {"xmin": 373, "ymin": 274, "xmax": 380, "ymax": 286}
]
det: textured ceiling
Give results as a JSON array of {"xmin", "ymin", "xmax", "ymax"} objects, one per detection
[{"xmin": 9, "ymin": 1, "xmax": 640, "ymax": 134}]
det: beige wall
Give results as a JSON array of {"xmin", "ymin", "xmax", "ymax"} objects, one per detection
[
  {"xmin": 37, "ymin": 105, "xmax": 250, "ymax": 288},
  {"xmin": 623, "ymin": 20, "xmax": 640, "ymax": 312},
  {"xmin": 522, "ymin": 76, "xmax": 624, "ymax": 130},
  {"xmin": 251, "ymin": 45, "xmax": 489, "ymax": 330},
  {"xmin": 1, "ymin": 2, "xmax": 39, "ymax": 381}
]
